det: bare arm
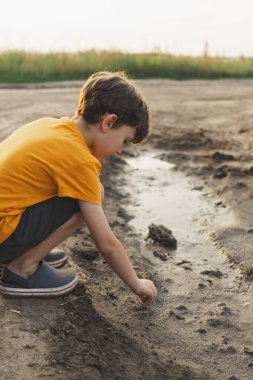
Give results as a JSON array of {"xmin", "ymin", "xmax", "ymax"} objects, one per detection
[{"xmin": 78, "ymin": 200, "xmax": 157, "ymax": 305}]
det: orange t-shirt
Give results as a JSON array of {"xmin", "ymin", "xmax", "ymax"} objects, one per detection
[{"xmin": 0, "ymin": 117, "xmax": 102, "ymax": 243}]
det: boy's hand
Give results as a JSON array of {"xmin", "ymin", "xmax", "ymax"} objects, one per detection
[
  {"xmin": 134, "ymin": 279, "xmax": 157, "ymax": 306},
  {"xmin": 78, "ymin": 200, "xmax": 158, "ymax": 306}
]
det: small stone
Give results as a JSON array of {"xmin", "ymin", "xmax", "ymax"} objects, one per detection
[
  {"xmin": 23, "ymin": 344, "xmax": 36, "ymax": 349},
  {"xmin": 214, "ymin": 200, "xmax": 226, "ymax": 208},
  {"xmin": 108, "ymin": 292, "xmax": 118, "ymax": 299},
  {"xmin": 176, "ymin": 260, "xmax": 191, "ymax": 266},
  {"xmin": 219, "ymin": 346, "xmax": 237, "ymax": 354},
  {"xmin": 169, "ymin": 311, "xmax": 185, "ymax": 320},
  {"xmin": 196, "ymin": 328, "xmax": 207, "ymax": 334},
  {"xmin": 153, "ymin": 250, "xmax": 169, "ymax": 261},
  {"xmin": 147, "ymin": 224, "xmax": 177, "ymax": 248},
  {"xmin": 175, "ymin": 305, "xmax": 188, "ymax": 312},
  {"xmin": 192, "ymin": 186, "xmax": 203, "ymax": 191},
  {"xmin": 211, "ymin": 152, "xmax": 236, "ymax": 161},
  {"xmin": 239, "ymin": 128, "xmax": 248, "ymax": 134},
  {"xmin": 200, "ymin": 269, "xmax": 223, "ymax": 278},
  {"xmin": 216, "ymin": 305, "xmax": 232, "ymax": 316},
  {"xmin": 213, "ymin": 168, "xmax": 228, "ymax": 179}
]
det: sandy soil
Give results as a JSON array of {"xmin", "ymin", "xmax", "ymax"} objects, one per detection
[{"xmin": 1, "ymin": 79, "xmax": 253, "ymax": 379}]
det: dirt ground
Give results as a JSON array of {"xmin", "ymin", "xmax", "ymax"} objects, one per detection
[{"xmin": 1, "ymin": 79, "xmax": 253, "ymax": 379}]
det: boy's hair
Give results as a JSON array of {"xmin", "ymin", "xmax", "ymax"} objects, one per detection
[{"xmin": 76, "ymin": 71, "xmax": 150, "ymax": 143}]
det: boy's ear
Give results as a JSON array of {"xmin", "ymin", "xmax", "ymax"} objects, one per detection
[{"xmin": 101, "ymin": 114, "xmax": 117, "ymax": 132}]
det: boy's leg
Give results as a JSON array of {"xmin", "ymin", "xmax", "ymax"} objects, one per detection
[
  {"xmin": 0, "ymin": 197, "xmax": 84, "ymax": 296},
  {"xmin": 7, "ymin": 211, "xmax": 84, "ymax": 278},
  {"xmin": 0, "ymin": 197, "xmax": 81, "ymax": 265}
]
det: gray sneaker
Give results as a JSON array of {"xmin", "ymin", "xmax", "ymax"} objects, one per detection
[
  {"xmin": 44, "ymin": 249, "xmax": 68, "ymax": 268},
  {"xmin": 0, "ymin": 260, "xmax": 77, "ymax": 297}
]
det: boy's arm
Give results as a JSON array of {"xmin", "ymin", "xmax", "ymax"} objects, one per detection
[{"xmin": 78, "ymin": 200, "xmax": 157, "ymax": 306}]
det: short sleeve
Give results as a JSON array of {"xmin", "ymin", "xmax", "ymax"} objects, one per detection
[{"xmin": 55, "ymin": 161, "xmax": 102, "ymax": 205}]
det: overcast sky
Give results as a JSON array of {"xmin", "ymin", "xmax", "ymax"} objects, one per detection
[{"xmin": 1, "ymin": 0, "xmax": 253, "ymax": 56}]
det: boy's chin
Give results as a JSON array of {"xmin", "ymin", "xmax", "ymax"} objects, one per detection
[{"xmin": 93, "ymin": 152, "xmax": 113, "ymax": 161}]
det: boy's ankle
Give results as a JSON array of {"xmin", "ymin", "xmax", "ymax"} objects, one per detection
[{"xmin": 7, "ymin": 261, "xmax": 39, "ymax": 278}]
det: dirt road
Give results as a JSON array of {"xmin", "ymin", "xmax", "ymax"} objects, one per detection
[{"xmin": 1, "ymin": 79, "xmax": 253, "ymax": 379}]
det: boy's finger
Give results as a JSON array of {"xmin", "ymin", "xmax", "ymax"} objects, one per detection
[
  {"xmin": 142, "ymin": 295, "xmax": 151, "ymax": 305},
  {"xmin": 150, "ymin": 286, "xmax": 157, "ymax": 300},
  {"xmin": 143, "ymin": 298, "xmax": 151, "ymax": 306},
  {"xmin": 150, "ymin": 282, "xmax": 157, "ymax": 298},
  {"xmin": 143, "ymin": 294, "xmax": 155, "ymax": 306}
]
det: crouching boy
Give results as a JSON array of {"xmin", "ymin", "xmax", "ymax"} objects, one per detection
[{"xmin": 0, "ymin": 71, "xmax": 157, "ymax": 306}]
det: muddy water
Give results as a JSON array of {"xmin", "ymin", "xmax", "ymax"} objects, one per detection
[
  {"xmin": 122, "ymin": 151, "xmax": 253, "ymax": 379},
  {"xmin": 125, "ymin": 152, "xmax": 238, "ymax": 282}
]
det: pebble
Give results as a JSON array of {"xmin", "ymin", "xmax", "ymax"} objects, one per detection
[
  {"xmin": 200, "ymin": 269, "xmax": 223, "ymax": 278},
  {"xmin": 153, "ymin": 250, "xmax": 169, "ymax": 261},
  {"xmin": 147, "ymin": 223, "xmax": 177, "ymax": 248},
  {"xmin": 169, "ymin": 311, "xmax": 185, "ymax": 320},
  {"xmin": 196, "ymin": 328, "xmax": 207, "ymax": 334}
]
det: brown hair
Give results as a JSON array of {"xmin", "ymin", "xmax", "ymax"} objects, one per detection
[{"xmin": 76, "ymin": 71, "xmax": 150, "ymax": 143}]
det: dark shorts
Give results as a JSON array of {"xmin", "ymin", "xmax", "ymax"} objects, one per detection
[{"xmin": 0, "ymin": 197, "xmax": 80, "ymax": 264}]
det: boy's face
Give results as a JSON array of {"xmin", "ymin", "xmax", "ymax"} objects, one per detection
[{"xmin": 93, "ymin": 123, "xmax": 136, "ymax": 161}]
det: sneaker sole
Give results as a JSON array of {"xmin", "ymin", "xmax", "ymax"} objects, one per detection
[
  {"xmin": 46, "ymin": 257, "xmax": 68, "ymax": 268},
  {"xmin": 0, "ymin": 275, "xmax": 78, "ymax": 297}
]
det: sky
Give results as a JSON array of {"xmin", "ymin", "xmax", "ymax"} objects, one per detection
[{"xmin": 0, "ymin": 0, "xmax": 253, "ymax": 56}]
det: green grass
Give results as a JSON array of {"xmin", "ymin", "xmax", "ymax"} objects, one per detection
[{"xmin": 1, "ymin": 50, "xmax": 253, "ymax": 83}]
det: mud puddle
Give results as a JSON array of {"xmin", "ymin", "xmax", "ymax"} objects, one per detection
[
  {"xmin": 121, "ymin": 151, "xmax": 253, "ymax": 379},
  {"xmin": 125, "ymin": 152, "xmax": 238, "ymax": 281}
]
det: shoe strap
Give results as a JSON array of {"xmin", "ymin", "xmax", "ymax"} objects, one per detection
[{"xmin": 2, "ymin": 267, "xmax": 33, "ymax": 288}]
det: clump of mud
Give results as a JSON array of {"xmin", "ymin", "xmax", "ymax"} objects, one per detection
[{"xmin": 147, "ymin": 223, "xmax": 177, "ymax": 248}]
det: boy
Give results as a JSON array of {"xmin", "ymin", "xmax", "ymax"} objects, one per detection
[{"xmin": 0, "ymin": 71, "xmax": 157, "ymax": 306}]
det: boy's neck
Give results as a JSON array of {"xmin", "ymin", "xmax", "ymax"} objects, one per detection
[{"xmin": 71, "ymin": 116, "xmax": 95, "ymax": 149}]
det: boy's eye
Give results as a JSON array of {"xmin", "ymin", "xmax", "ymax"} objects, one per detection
[{"xmin": 123, "ymin": 140, "xmax": 128, "ymax": 146}]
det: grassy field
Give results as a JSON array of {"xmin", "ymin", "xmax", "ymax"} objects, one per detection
[{"xmin": 0, "ymin": 50, "xmax": 253, "ymax": 83}]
